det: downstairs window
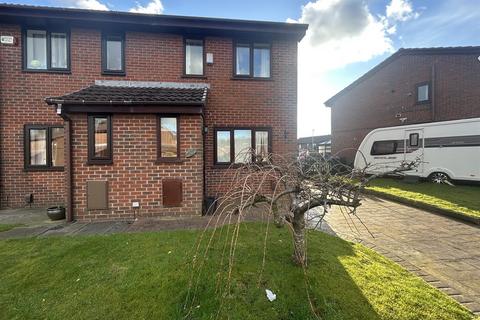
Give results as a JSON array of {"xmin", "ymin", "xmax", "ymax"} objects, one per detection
[
  {"xmin": 24, "ymin": 125, "xmax": 64, "ymax": 170},
  {"xmin": 214, "ymin": 128, "xmax": 271, "ymax": 165}
]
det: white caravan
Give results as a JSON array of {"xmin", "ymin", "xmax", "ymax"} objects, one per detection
[{"xmin": 354, "ymin": 118, "xmax": 480, "ymax": 183}]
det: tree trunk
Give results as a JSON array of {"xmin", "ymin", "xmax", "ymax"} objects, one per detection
[
  {"xmin": 292, "ymin": 209, "xmax": 306, "ymax": 266},
  {"xmin": 272, "ymin": 203, "xmax": 285, "ymax": 227}
]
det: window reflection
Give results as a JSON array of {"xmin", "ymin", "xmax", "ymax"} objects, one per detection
[
  {"xmin": 106, "ymin": 38, "xmax": 123, "ymax": 71},
  {"xmin": 51, "ymin": 33, "xmax": 67, "ymax": 69},
  {"xmin": 51, "ymin": 127, "xmax": 64, "ymax": 166},
  {"xmin": 234, "ymin": 130, "xmax": 252, "ymax": 163},
  {"xmin": 236, "ymin": 45, "xmax": 250, "ymax": 75},
  {"xmin": 94, "ymin": 117, "xmax": 109, "ymax": 158},
  {"xmin": 26, "ymin": 30, "xmax": 47, "ymax": 70},
  {"xmin": 216, "ymin": 131, "xmax": 230, "ymax": 163},
  {"xmin": 185, "ymin": 39, "xmax": 203, "ymax": 75},
  {"xmin": 253, "ymin": 44, "xmax": 270, "ymax": 78},
  {"xmin": 30, "ymin": 129, "xmax": 47, "ymax": 165},
  {"xmin": 161, "ymin": 117, "xmax": 178, "ymax": 158}
]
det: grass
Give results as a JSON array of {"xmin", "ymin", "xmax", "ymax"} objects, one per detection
[
  {"xmin": 0, "ymin": 223, "xmax": 473, "ymax": 320},
  {"xmin": 367, "ymin": 178, "xmax": 480, "ymax": 219},
  {"xmin": 0, "ymin": 224, "xmax": 23, "ymax": 232}
]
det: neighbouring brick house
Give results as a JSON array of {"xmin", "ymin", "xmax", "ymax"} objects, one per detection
[
  {"xmin": 0, "ymin": 4, "xmax": 307, "ymax": 221},
  {"xmin": 325, "ymin": 47, "xmax": 480, "ymax": 163}
]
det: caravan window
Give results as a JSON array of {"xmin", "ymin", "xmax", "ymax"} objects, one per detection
[
  {"xmin": 371, "ymin": 141, "xmax": 397, "ymax": 155},
  {"xmin": 409, "ymin": 133, "xmax": 419, "ymax": 147}
]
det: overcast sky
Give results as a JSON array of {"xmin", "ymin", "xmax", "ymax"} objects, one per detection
[{"xmin": 9, "ymin": 0, "xmax": 480, "ymax": 137}]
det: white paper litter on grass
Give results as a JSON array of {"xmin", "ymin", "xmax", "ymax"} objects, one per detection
[{"xmin": 265, "ymin": 289, "xmax": 276, "ymax": 302}]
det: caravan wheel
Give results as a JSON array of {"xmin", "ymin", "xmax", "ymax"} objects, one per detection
[{"xmin": 429, "ymin": 172, "xmax": 450, "ymax": 184}]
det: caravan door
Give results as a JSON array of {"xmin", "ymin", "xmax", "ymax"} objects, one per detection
[{"xmin": 404, "ymin": 129, "xmax": 424, "ymax": 174}]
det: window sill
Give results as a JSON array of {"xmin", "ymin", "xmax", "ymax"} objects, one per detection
[
  {"xmin": 24, "ymin": 167, "xmax": 64, "ymax": 172},
  {"xmin": 182, "ymin": 75, "xmax": 207, "ymax": 79},
  {"xmin": 22, "ymin": 69, "xmax": 71, "ymax": 74},
  {"xmin": 102, "ymin": 71, "xmax": 126, "ymax": 76},
  {"xmin": 230, "ymin": 77, "xmax": 273, "ymax": 81}
]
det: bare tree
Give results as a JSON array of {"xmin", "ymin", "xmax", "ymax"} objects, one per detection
[
  {"xmin": 183, "ymin": 150, "xmax": 419, "ymax": 318},
  {"xmin": 208, "ymin": 150, "xmax": 418, "ymax": 266}
]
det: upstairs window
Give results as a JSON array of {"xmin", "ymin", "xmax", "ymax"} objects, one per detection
[
  {"xmin": 24, "ymin": 29, "xmax": 69, "ymax": 71},
  {"xmin": 102, "ymin": 34, "xmax": 125, "ymax": 75},
  {"xmin": 88, "ymin": 115, "xmax": 112, "ymax": 164},
  {"xmin": 416, "ymin": 82, "xmax": 430, "ymax": 104},
  {"xmin": 185, "ymin": 39, "xmax": 204, "ymax": 76},
  {"xmin": 214, "ymin": 128, "xmax": 271, "ymax": 165},
  {"xmin": 24, "ymin": 125, "xmax": 64, "ymax": 170},
  {"xmin": 234, "ymin": 42, "xmax": 270, "ymax": 78}
]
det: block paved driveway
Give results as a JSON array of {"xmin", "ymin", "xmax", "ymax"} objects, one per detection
[{"xmin": 321, "ymin": 196, "xmax": 480, "ymax": 315}]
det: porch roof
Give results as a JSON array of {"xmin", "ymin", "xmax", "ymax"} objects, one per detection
[
  {"xmin": 45, "ymin": 81, "xmax": 208, "ymax": 114},
  {"xmin": 46, "ymin": 82, "xmax": 208, "ymax": 106}
]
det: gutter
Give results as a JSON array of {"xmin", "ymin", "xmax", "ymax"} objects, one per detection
[{"xmin": 45, "ymin": 99, "xmax": 207, "ymax": 106}]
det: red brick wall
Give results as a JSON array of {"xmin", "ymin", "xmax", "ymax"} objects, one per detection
[
  {"xmin": 204, "ymin": 39, "xmax": 298, "ymax": 196},
  {"xmin": 70, "ymin": 114, "xmax": 203, "ymax": 221},
  {"xmin": 0, "ymin": 23, "xmax": 298, "ymax": 219},
  {"xmin": 330, "ymin": 53, "xmax": 480, "ymax": 163}
]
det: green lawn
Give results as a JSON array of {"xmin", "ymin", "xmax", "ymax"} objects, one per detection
[
  {"xmin": 367, "ymin": 178, "xmax": 480, "ymax": 219},
  {"xmin": 0, "ymin": 223, "xmax": 473, "ymax": 320},
  {"xmin": 0, "ymin": 224, "xmax": 23, "ymax": 233}
]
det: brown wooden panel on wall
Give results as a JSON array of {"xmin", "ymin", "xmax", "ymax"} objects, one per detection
[
  {"xmin": 87, "ymin": 181, "xmax": 108, "ymax": 210},
  {"xmin": 162, "ymin": 179, "xmax": 182, "ymax": 207}
]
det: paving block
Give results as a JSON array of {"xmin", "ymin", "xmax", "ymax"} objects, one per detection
[
  {"xmin": 462, "ymin": 302, "xmax": 480, "ymax": 313},
  {"xmin": 450, "ymin": 294, "xmax": 474, "ymax": 304},
  {"xmin": 439, "ymin": 287, "xmax": 461, "ymax": 296}
]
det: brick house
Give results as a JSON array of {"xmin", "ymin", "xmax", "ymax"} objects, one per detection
[
  {"xmin": 0, "ymin": 4, "xmax": 307, "ymax": 221},
  {"xmin": 325, "ymin": 47, "xmax": 480, "ymax": 163}
]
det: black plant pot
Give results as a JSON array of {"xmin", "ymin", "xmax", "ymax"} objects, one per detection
[{"xmin": 47, "ymin": 206, "xmax": 66, "ymax": 221}]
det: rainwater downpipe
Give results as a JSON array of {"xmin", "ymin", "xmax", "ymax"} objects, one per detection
[{"xmin": 57, "ymin": 104, "xmax": 74, "ymax": 222}]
